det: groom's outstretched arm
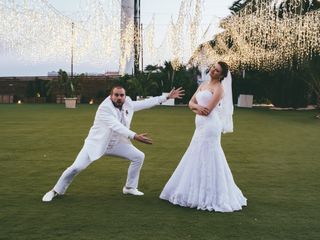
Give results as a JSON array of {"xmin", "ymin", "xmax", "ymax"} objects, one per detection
[
  {"xmin": 132, "ymin": 87, "xmax": 185, "ymax": 112},
  {"xmin": 132, "ymin": 95, "xmax": 167, "ymax": 112}
]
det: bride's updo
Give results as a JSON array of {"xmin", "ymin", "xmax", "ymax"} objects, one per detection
[{"xmin": 217, "ymin": 61, "xmax": 229, "ymax": 81}]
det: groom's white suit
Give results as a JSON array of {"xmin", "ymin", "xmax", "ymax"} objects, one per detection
[
  {"xmin": 51, "ymin": 94, "xmax": 168, "ymax": 196},
  {"xmin": 85, "ymin": 95, "xmax": 165, "ymax": 161}
]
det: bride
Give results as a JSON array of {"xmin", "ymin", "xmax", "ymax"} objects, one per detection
[{"xmin": 160, "ymin": 61, "xmax": 247, "ymax": 212}]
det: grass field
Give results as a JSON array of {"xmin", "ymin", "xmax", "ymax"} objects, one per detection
[{"xmin": 0, "ymin": 104, "xmax": 319, "ymax": 240}]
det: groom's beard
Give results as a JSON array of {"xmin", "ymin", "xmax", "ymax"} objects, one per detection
[{"xmin": 112, "ymin": 100, "xmax": 124, "ymax": 109}]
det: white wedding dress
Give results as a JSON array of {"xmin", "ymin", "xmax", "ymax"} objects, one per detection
[{"xmin": 160, "ymin": 90, "xmax": 247, "ymax": 212}]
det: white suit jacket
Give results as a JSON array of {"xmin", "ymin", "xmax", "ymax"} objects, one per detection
[{"xmin": 84, "ymin": 95, "xmax": 167, "ymax": 161}]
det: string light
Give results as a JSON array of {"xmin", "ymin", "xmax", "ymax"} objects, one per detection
[
  {"xmin": 5, "ymin": 0, "xmax": 316, "ymax": 72},
  {"xmin": 0, "ymin": 0, "xmax": 123, "ymax": 68},
  {"xmin": 190, "ymin": 0, "xmax": 320, "ymax": 71},
  {"xmin": 143, "ymin": 0, "xmax": 205, "ymax": 69},
  {"xmin": 0, "ymin": 0, "xmax": 220, "ymax": 71}
]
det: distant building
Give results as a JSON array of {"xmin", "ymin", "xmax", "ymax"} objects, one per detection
[
  {"xmin": 104, "ymin": 71, "xmax": 120, "ymax": 76},
  {"xmin": 47, "ymin": 71, "xmax": 58, "ymax": 76}
]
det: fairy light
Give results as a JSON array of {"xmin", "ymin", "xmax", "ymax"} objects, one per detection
[
  {"xmin": 190, "ymin": 0, "xmax": 320, "ymax": 71},
  {"xmin": 0, "ymin": 0, "xmax": 124, "ymax": 68},
  {"xmin": 143, "ymin": 0, "xmax": 207, "ymax": 69},
  {"xmin": 0, "ymin": 0, "xmax": 223, "ymax": 72},
  {"xmin": 144, "ymin": 15, "xmax": 156, "ymax": 59},
  {"xmin": 3, "ymin": 0, "xmax": 317, "ymax": 72}
]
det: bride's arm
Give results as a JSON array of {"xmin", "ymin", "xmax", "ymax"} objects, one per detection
[
  {"xmin": 191, "ymin": 108, "xmax": 202, "ymax": 115},
  {"xmin": 188, "ymin": 93, "xmax": 199, "ymax": 111},
  {"xmin": 204, "ymin": 85, "xmax": 223, "ymax": 114},
  {"xmin": 189, "ymin": 85, "xmax": 208, "ymax": 115}
]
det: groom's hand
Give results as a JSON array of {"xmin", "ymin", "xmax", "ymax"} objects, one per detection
[
  {"xmin": 134, "ymin": 133, "xmax": 153, "ymax": 144},
  {"xmin": 167, "ymin": 87, "xmax": 185, "ymax": 99}
]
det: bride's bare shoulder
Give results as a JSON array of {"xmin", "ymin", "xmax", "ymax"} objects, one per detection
[
  {"xmin": 214, "ymin": 83, "xmax": 224, "ymax": 96},
  {"xmin": 198, "ymin": 81, "xmax": 209, "ymax": 91}
]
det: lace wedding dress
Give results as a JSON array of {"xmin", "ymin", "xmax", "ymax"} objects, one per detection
[{"xmin": 160, "ymin": 90, "xmax": 247, "ymax": 212}]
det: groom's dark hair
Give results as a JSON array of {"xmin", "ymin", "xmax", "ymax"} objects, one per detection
[
  {"xmin": 217, "ymin": 61, "xmax": 229, "ymax": 80},
  {"xmin": 110, "ymin": 84, "xmax": 126, "ymax": 95}
]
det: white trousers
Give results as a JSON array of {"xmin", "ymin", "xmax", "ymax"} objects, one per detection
[{"xmin": 53, "ymin": 143, "xmax": 145, "ymax": 195}]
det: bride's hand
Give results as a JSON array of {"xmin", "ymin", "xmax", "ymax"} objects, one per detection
[
  {"xmin": 192, "ymin": 105, "xmax": 209, "ymax": 116},
  {"xmin": 196, "ymin": 105, "xmax": 209, "ymax": 116}
]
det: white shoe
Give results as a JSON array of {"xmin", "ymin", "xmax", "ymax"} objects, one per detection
[
  {"xmin": 122, "ymin": 187, "xmax": 144, "ymax": 196},
  {"xmin": 42, "ymin": 190, "xmax": 58, "ymax": 202}
]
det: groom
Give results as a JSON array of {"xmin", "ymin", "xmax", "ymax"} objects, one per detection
[{"xmin": 42, "ymin": 85, "xmax": 184, "ymax": 202}]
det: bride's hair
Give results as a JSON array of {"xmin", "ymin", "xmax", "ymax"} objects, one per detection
[{"xmin": 217, "ymin": 61, "xmax": 229, "ymax": 81}]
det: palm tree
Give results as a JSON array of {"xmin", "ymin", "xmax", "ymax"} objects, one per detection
[
  {"xmin": 271, "ymin": 0, "xmax": 320, "ymax": 18},
  {"xmin": 127, "ymin": 72, "xmax": 159, "ymax": 99},
  {"xmin": 230, "ymin": 0, "xmax": 320, "ymax": 16},
  {"xmin": 304, "ymin": 56, "xmax": 320, "ymax": 113},
  {"xmin": 56, "ymin": 69, "xmax": 80, "ymax": 98},
  {"xmin": 163, "ymin": 61, "xmax": 176, "ymax": 90},
  {"xmin": 144, "ymin": 64, "xmax": 162, "ymax": 72},
  {"xmin": 229, "ymin": 0, "xmax": 252, "ymax": 14}
]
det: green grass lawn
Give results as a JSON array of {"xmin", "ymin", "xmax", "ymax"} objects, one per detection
[{"xmin": 0, "ymin": 104, "xmax": 319, "ymax": 240}]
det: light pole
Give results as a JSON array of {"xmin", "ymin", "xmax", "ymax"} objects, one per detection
[
  {"xmin": 71, "ymin": 22, "xmax": 74, "ymax": 82},
  {"xmin": 140, "ymin": 23, "xmax": 143, "ymax": 73},
  {"xmin": 134, "ymin": 0, "xmax": 141, "ymax": 75}
]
